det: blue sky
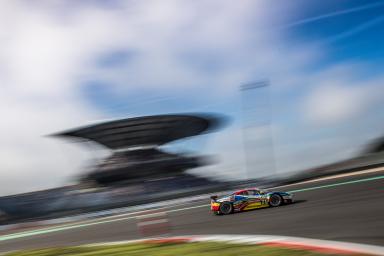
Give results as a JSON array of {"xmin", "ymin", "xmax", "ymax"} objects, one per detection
[
  {"xmin": 83, "ymin": 1, "xmax": 384, "ymax": 114},
  {"xmin": 0, "ymin": 0, "xmax": 384, "ymax": 195}
]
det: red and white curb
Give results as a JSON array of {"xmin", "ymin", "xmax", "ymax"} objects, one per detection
[{"xmin": 86, "ymin": 235, "xmax": 384, "ymax": 255}]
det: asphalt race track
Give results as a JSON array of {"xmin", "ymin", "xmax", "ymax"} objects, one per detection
[{"xmin": 0, "ymin": 169, "xmax": 383, "ymax": 253}]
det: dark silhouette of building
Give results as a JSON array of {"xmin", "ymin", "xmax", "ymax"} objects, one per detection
[
  {"xmin": 53, "ymin": 114, "xmax": 222, "ymax": 188},
  {"xmin": 0, "ymin": 114, "xmax": 227, "ymax": 223}
]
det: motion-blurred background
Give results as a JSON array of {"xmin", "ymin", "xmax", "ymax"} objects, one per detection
[{"xmin": 0, "ymin": 0, "xmax": 384, "ymax": 230}]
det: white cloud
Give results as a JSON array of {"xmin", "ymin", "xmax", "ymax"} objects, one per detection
[
  {"xmin": 305, "ymin": 84, "xmax": 366, "ymax": 124},
  {"xmin": 302, "ymin": 65, "xmax": 384, "ymax": 125},
  {"xmin": 0, "ymin": 1, "xmax": 124, "ymax": 195}
]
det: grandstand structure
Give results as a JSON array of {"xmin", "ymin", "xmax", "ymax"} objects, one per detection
[
  {"xmin": 54, "ymin": 114, "xmax": 222, "ymax": 189},
  {"xmin": 0, "ymin": 114, "xmax": 226, "ymax": 223}
]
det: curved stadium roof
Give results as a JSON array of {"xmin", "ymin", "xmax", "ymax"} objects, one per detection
[{"xmin": 53, "ymin": 114, "xmax": 222, "ymax": 149}]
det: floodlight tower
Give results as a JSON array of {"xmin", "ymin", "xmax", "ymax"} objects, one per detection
[{"xmin": 240, "ymin": 80, "xmax": 276, "ymax": 180}]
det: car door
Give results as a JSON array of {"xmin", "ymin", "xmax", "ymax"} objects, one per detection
[
  {"xmin": 242, "ymin": 190, "xmax": 266, "ymax": 210},
  {"xmin": 233, "ymin": 191, "xmax": 249, "ymax": 211}
]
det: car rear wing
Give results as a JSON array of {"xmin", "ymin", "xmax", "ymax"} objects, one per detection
[{"xmin": 210, "ymin": 195, "xmax": 218, "ymax": 202}]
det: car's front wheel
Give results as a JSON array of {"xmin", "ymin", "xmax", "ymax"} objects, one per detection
[
  {"xmin": 219, "ymin": 202, "xmax": 233, "ymax": 215},
  {"xmin": 269, "ymin": 194, "xmax": 283, "ymax": 207}
]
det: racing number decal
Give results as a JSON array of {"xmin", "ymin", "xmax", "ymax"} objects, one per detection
[{"xmin": 261, "ymin": 195, "xmax": 268, "ymax": 205}]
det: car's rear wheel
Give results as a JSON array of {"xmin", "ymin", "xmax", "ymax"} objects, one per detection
[
  {"xmin": 269, "ymin": 194, "xmax": 283, "ymax": 207},
  {"xmin": 219, "ymin": 202, "xmax": 233, "ymax": 215}
]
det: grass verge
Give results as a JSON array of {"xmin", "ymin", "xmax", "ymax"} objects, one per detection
[{"xmin": 3, "ymin": 241, "xmax": 369, "ymax": 256}]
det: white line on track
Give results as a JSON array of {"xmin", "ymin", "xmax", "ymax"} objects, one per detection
[
  {"xmin": 270, "ymin": 166, "xmax": 384, "ymax": 190},
  {"xmin": 1, "ymin": 167, "xmax": 383, "ymax": 242}
]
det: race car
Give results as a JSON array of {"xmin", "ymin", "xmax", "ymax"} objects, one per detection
[{"xmin": 210, "ymin": 188, "xmax": 293, "ymax": 215}]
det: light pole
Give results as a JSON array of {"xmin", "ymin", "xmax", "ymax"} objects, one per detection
[{"xmin": 240, "ymin": 80, "xmax": 276, "ymax": 180}]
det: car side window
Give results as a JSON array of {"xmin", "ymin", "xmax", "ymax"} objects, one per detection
[{"xmin": 248, "ymin": 190, "xmax": 260, "ymax": 196}]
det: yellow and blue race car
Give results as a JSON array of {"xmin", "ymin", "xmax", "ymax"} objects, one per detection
[{"xmin": 210, "ymin": 188, "xmax": 293, "ymax": 215}]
